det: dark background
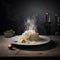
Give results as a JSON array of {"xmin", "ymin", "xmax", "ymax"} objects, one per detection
[{"xmin": 0, "ymin": 0, "xmax": 60, "ymax": 35}]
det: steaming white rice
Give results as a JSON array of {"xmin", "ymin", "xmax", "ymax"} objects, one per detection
[{"xmin": 17, "ymin": 30, "xmax": 40, "ymax": 43}]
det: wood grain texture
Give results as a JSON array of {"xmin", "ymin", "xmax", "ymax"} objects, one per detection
[{"xmin": 0, "ymin": 35, "xmax": 60, "ymax": 57}]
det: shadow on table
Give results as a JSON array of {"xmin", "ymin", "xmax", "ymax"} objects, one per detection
[{"xmin": 13, "ymin": 40, "xmax": 57, "ymax": 51}]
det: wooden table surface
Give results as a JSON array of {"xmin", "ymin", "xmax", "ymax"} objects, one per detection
[{"xmin": 0, "ymin": 35, "xmax": 60, "ymax": 57}]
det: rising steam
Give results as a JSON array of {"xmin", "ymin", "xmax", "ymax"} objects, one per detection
[{"xmin": 25, "ymin": 16, "xmax": 37, "ymax": 32}]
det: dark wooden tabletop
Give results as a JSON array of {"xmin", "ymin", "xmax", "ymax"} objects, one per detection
[{"xmin": 0, "ymin": 35, "xmax": 60, "ymax": 57}]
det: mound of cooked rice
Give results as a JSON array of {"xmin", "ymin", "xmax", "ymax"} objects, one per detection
[{"xmin": 17, "ymin": 30, "xmax": 40, "ymax": 43}]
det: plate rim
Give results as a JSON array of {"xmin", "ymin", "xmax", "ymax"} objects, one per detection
[{"xmin": 8, "ymin": 35, "xmax": 51, "ymax": 46}]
